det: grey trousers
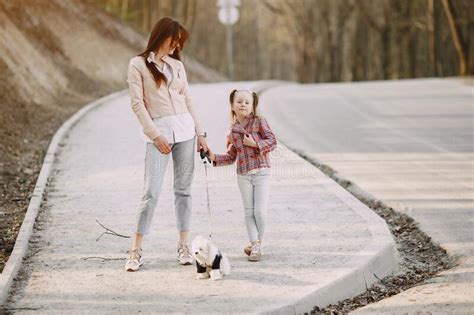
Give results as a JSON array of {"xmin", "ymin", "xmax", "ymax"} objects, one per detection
[
  {"xmin": 135, "ymin": 136, "xmax": 195, "ymax": 235},
  {"xmin": 236, "ymin": 167, "xmax": 271, "ymax": 242}
]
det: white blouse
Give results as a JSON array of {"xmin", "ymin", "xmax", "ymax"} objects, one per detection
[{"xmin": 140, "ymin": 52, "xmax": 196, "ymax": 144}]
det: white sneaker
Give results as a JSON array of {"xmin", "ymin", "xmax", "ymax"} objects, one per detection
[
  {"xmin": 177, "ymin": 243, "xmax": 193, "ymax": 265},
  {"xmin": 248, "ymin": 243, "xmax": 261, "ymax": 262},
  {"xmin": 125, "ymin": 248, "xmax": 144, "ymax": 271}
]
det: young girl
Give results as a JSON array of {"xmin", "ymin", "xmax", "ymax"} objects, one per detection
[{"xmin": 207, "ymin": 89, "xmax": 277, "ymax": 261}]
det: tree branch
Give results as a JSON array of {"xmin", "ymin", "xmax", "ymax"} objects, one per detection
[
  {"xmin": 95, "ymin": 219, "xmax": 130, "ymax": 241},
  {"xmin": 261, "ymin": 0, "xmax": 285, "ymax": 15}
]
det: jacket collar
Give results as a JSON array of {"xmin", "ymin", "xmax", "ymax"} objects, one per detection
[
  {"xmin": 231, "ymin": 113, "xmax": 255, "ymax": 134},
  {"xmin": 147, "ymin": 51, "xmax": 172, "ymax": 67}
]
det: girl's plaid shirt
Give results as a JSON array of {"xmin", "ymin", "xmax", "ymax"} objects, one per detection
[{"xmin": 213, "ymin": 113, "xmax": 277, "ymax": 174}]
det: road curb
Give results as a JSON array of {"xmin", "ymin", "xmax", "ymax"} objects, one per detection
[
  {"xmin": 0, "ymin": 90, "xmax": 127, "ymax": 305},
  {"xmin": 259, "ymin": 152, "xmax": 398, "ymax": 314}
]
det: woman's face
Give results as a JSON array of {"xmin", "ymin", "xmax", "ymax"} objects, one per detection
[{"xmin": 162, "ymin": 36, "xmax": 180, "ymax": 55}]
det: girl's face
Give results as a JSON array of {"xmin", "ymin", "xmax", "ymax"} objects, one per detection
[{"xmin": 232, "ymin": 91, "xmax": 253, "ymax": 118}]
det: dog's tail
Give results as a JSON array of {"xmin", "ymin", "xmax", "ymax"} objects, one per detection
[{"xmin": 220, "ymin": 255, "xmax": 231, "ymax": 275}]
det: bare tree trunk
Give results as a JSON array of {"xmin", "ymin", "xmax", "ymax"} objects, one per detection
[
  {"xmin": 427, "ymin": 0, "xmax": 437, "ymax": 76},
  {"xmin": 338, "ymin": 0, "xmax": 355, "ymax": 82},
  {"xmin": 441, "ymin": 0, "xmax": 467, "ymax": 75},
  {"xmin": 141, "ymin": 0, "xmax": 149, "ymax": 31},
  {"xmin": 183, "ymin": 0, "xmax": 190, "ymax": 26},
  {"xmin": 120, "ymin": 0, "xmax": 129, "ymax": 19},
  {"xmin": 188, "ymin": 0, "xmax": 197, "ymax": 32},
  {"xmin": 171, "ymin": 0, "xmax": 179, "ymax": 18},
  {"xmin": 148, "ymin": 0, "xmax": 153, "ymax": 29}
]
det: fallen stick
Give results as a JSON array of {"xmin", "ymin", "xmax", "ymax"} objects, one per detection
[
  {"xmin": 95, "ymin": 219, "xmax": 130, "ymax": 241},
  {"xmin": 81, "ymin": 256, "xmax": 125, "ymax": 261}
]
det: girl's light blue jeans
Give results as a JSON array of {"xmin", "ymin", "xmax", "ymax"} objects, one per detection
[
  {"xmin": 236, "ymin": 167, "xmax": 271, "ymax": 242},
  {"xmin": 135, "ymin": 136, "xmax": 195, "ymax": 235}
]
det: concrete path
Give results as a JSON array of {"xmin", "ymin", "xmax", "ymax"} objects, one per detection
[
  {"xmin": 259, "ymin": 78, "xmax": 474, "ymax": 314},
  {"xmin": 3, "ymin": 82, "xmax": 396, "ymax": 314}
]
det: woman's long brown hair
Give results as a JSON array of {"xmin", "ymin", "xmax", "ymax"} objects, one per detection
[{"xmin": 138, "ymin": 17, "xmax": 189, "ymax": 88}]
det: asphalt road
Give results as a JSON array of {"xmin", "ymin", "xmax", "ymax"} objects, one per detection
[{"xmin": 259, "ymin": 78, "xmax": 474, "ymax": 314}]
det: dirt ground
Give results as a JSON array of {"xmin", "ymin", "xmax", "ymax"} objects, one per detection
[{"xmin": 0, "ymin": 0, "xmax": 224, "ymax": 273}]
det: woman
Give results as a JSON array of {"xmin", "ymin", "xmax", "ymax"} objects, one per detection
[{"xmin": 125, "ymin": 17, "xmax": 208, "ymax": 271}]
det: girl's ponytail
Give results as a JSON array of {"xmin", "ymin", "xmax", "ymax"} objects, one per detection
[
  {"xmin": 229, "ymin": 89, "xmax": 238, "ymax": 104},
  {"xmin": 252, "ymin": 92, "xmax": 259, "ymax": 115},
  {"xmin": 229, "ymin": 89, "xmax": 238, "ymax": 125}
]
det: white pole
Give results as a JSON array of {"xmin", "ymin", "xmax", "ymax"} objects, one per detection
[
  {"xmin": 217, "ymin": 0, "xmax": 240, "ymax": 80},
  {"xmin": 227, "ymin": 24, "xmax": 234, "ymax": 80}
]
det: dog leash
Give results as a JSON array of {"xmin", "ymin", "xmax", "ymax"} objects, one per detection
[{"xmin": 200, "ymin": 149, "xmax": 213, "ymax": 239}]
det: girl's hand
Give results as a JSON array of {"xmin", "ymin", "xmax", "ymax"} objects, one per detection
[
  {"xmin": 207, "ymin": 148, "xmax": 216, "ymax": 161},
  {"xmin": 153, "ymin": 135, "xmax": 171, "ymax": 154},
  {"xmin": 243, "ymin": 134, "xmax": 258, "ymax": 148}
]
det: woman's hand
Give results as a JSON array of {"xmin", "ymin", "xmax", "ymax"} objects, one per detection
[
  {"xmin": 243, "ymin": 134, "xmax": 258, "ymax": 148},
  {"xmin": 197, "ymin": 135, "xmax": 209, "ymax": 153},
  {"xmin": 153, "ymin": 135, "xmax": 171, "ymax": 154}
]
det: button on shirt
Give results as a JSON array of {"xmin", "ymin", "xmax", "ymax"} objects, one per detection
[{"xmin": 140, "ymin": 52, "xmax": 196, "ymax": 144}]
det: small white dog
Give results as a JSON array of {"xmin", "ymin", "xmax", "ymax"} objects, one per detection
[{"xmin": 191, "ymin": 236, "xmax": 231, "ymax": 280}]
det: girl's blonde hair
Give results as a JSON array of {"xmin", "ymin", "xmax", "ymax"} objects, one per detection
[{"xmin": 229, "ymin": 89, "xmax": 259, "ymax": 125}]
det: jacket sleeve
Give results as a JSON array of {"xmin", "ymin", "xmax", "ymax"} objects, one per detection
[
  {"xmin": 127, "ymin": 59, "xmax": 161, "ymax": 141},
  {"xmin": 213, "ymin": 134, "xmax": 237, "ymax": 166},
  {"xmin": 255, "ymin": 117, "xmax": 277, "ymax": 154},
  {"xmin": 179, "ymin": 62, "xmax": 205, "ymax": 135}
]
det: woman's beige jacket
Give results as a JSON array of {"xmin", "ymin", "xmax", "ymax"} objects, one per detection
[{"xmin": 127, "ymin": 54, "xmax": 204, "ymax": 141}]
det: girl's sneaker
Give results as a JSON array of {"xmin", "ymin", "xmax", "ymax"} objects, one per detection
[
  {"xmin": 125, "ymin": 248, "xmax": 144, "ymax": 271},
  {"xmin": 248, "ymin": 243, "xmax": 261, "ymax": 262},
  {"xmin": 244, "ymin": 243, "xmax": 252, "ymax": 256}
]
